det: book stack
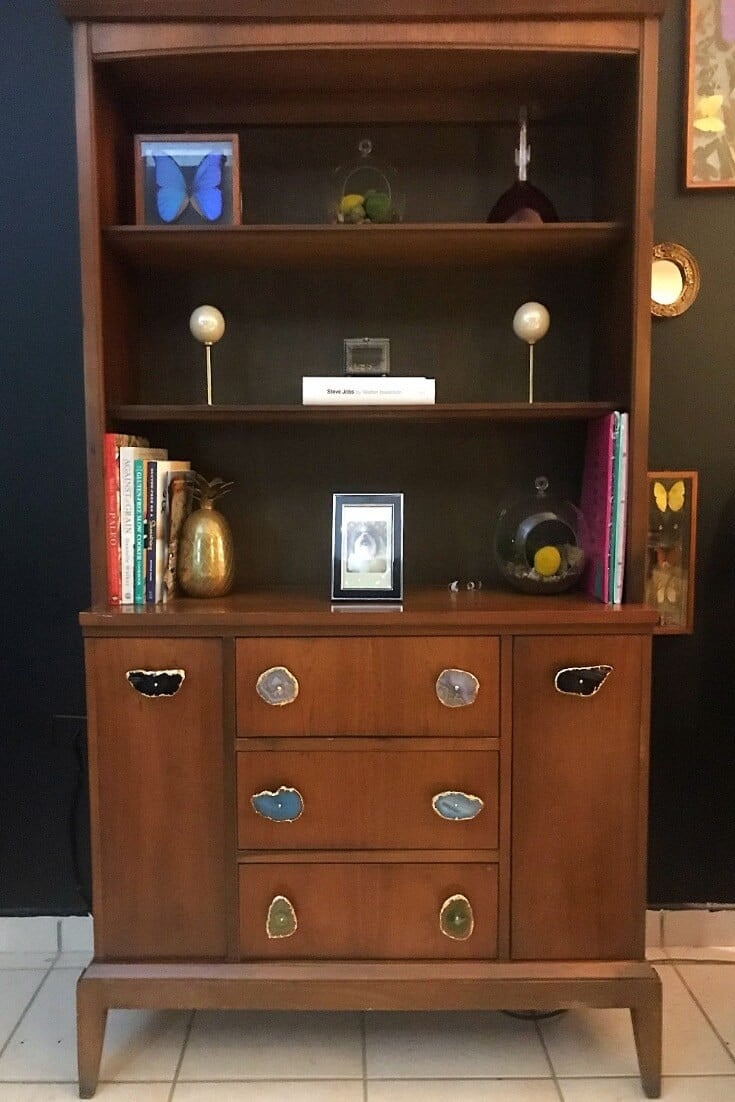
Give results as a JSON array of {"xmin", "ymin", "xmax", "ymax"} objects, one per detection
[
  {"xmin": 103, "ymin": 433, "xmax": 193, "ymax": 606},
  {"xmin": 580, "ymin": 411, "xmax": 629, "ymax": 605},
  {"xmin": 302, "ymin": 377, "xmax": 435, "ymax": 405}
]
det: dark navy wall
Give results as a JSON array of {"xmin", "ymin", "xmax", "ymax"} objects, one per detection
[
  {"xmin": 648, "ymin": 0, "xmax": 735, "ymax": 905},
  {"xmin": 0, "ymin": 0, "xmax": 732, "ymax": 911},
  {"xmin": 0, "ymin": 0, "xmax": 90, "ymax": 913}
]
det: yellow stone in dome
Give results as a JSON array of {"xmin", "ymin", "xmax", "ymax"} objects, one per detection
[
  {"xmin": 339, "ymin": 193, "xmax": 365, "ymax": 215},
  {"xmin": 534, "ymin": 545, "xmax": 562, "ymax": 576}
]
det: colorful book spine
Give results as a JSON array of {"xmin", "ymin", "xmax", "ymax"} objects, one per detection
[
  {"xmin": 119, "ymin": 445, "xmax": 166, "ymax": 604},
  {"xmin": 103, "ymin": 433, "xmax": 149, "ymax": 606},
  {"xmin": 145, "ymin": 460, "xmax": 158, "ymax": 603},
  {"xmin": 581, "ymin": 412, "xmax": 617, "ymax": 603},
  {"xmin": 103, "ymin": 434, "xmax": 122, "ymax": 606},
  {"xmin": 133, "ymin": 458, "xmax": 146, "ymax": 605},
  {"xmin": 610, "ymin": 413, "xmax": 630, "ymax": 605}
]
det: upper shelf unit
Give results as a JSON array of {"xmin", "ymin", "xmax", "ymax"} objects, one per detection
[
  {"xmin": 96, "ymin": 44, "xmax": 638, "ymax": 128},
  {"xmin": 105, "ymin": 223, "xmax": 626, "ymax": 270}
]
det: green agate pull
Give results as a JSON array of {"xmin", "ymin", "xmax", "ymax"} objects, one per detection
[
  {"xmin": 266, "ymin": 895, "xmax": 298, "ymax": 939},
  {"xmin": 439, "ymin": 894, "xmax": 475, "ymax": 941}
]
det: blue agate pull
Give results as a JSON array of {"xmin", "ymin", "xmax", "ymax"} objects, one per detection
[
  {"xmin": 432, "ymin": 790, "xmax": 484, "ymax": 820},
  {"xmin": 251, "ymin": 786, "xmax": 304, "ymax": 822}
]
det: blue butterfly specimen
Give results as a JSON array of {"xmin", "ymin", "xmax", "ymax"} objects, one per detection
[{"xmin": 153, "ymin": 152, "xmax": 224, "ymax": 223}]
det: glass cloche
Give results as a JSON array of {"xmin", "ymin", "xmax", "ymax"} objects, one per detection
[
  {"xmin": 330, "ymin": 138, "xmax": 404, "ymax": 224},
  {"xmin": 495, "ymin": 476, "xmax": 587, "ymax": 595}
]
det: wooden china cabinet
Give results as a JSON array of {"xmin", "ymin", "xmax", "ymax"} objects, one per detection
[{"xmin": 59, "ymin": 1, "xmax": 664, "ymax": 1096}]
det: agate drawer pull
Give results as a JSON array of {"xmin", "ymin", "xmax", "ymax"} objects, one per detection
[
  {"xmin": 256, "ymin": 666, "xmax": 299, "ymax": 706},
  {"xmin": 432, "ymin": 791, "xmax": 484, "ymax": 820},
  {"xmin": 250, "ymin": 786, "xmax": 304, "ymax": 822},
  {"xmin": 126, "ymin": 669, "xmax": 185, "ymax": 698},
  {"xmin": 439, "ymin": 894, "xmax": 474, "ymax": 941},
  {"xmin": 554, "ymin": 665, "xmax": 613, "ymax": 698},
  {"xmin": 266, "ymin": 895, "xmax": 297, "ymax": 939},
  {"xmin": 435, "ymin": 668, "xmax": 480, "ymax": 708}
]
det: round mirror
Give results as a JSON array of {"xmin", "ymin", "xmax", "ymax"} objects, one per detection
[{"xmin": 651, "ymin": 242, "xmax": 701, "ymax": 318}]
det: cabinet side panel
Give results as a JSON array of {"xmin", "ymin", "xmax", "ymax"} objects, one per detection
[
  {"xmin": 511, "ymin": 634, "xmax": 643, "ymax": 960},
  {"xmin": 86, "ymin": 637, "xmax": 227, "ymax": 959}
]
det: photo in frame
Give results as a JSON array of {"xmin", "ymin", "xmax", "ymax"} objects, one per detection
[
  {"xmin": 685, "ymin": 0, "xmax": 735, "ymax": 187},
  {"xmin": 645, "ymin": 471, "xmax": 698, "ymax": 634},
  {"xmin": 135, "ymin": 134, "xmax": 241, "ymax": 226},
  {"xmin": 331, "ymin": 493, "xmax": 403, "ymax": 601}
]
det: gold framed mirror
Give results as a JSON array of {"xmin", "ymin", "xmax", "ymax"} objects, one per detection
[{"xmin": 651, "ymin": 242, "xmax": 701, "ymax": 318}]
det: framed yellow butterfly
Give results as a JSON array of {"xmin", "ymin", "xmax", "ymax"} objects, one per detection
[
  {"xmin": 646, "ymin": 472, "xmax": 698, "ymax": 635},
  {"xmin": 653, "ymin": 479, "xmax": 686, "ymax": 513}
]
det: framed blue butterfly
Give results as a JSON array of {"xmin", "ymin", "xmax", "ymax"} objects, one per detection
[{"xmin": 153, "ymin": 152, "xmax": 224, "ymax": 223}]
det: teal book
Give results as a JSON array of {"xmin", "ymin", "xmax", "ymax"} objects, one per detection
[{"xmin": 134, "ymin": 458, "xmax": 146, "ymax": 605}]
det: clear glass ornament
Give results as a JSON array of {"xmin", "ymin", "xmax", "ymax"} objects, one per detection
[
  {"xmin": 330, "ymin": 138, "xmax": 404, "ymax": 224},
  {"xmin": 495, "ymin": 476, "xmax": 587, "ymax": 595}
]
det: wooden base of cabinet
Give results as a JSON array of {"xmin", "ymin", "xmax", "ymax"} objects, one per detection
[{"xmin": 76, "ymin": 959, "xmax": 662, "ymax": 1099}]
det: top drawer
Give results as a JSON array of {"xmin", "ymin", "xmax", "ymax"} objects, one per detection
[{"xmin": 236, "ymin": 637, "xmax": 499, "ymax": 737}]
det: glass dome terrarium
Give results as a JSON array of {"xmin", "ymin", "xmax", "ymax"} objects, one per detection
[
  {"xmin": 330, "ymin": 138, "xmax": 404, "ymax": 224},
  {"xmin": 495, "ymin": 476, "xmax": 587, "ymax": 595}
]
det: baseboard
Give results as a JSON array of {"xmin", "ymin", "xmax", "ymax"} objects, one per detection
[
  {"xmin": 0, "ymin": 915, "xmax": 93, "ymax": 953},
  {"xmin": 0, "ymin": 912, "xmax": 732, "ymax": 955}
]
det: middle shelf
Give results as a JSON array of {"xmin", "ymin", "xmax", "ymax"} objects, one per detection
[
  {"xmin": 104, "ymin": 222, "xmax": 626, "ymax": 270},
  {"xmin": 108, "ymin": 402, "xmax": 620, "ymax": 425}
]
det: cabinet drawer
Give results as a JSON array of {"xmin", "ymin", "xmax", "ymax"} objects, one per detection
[
  {"xmin": 237, "ymin": 745, "xmax": 498, "ymax": 850},
  {"xmin": 239, "ymin": 862, "xmax": 498, "ymax": 959},
  {"xmin": 236, "ymin": 637, "xmax": 499, "ymax": 736}
]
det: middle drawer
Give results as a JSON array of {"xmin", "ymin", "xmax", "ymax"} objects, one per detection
[{"xmin": 237, "ymin": 744, "xmax": 499, "ymax": 851}]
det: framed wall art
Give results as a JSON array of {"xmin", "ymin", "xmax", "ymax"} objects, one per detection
[
  {"xmin": 331, "ymin": 493, "xmax": 403, "ymax": 601},
  {"xmin": 645, "ymin": 471, "xmax": 698, "ymax": 634},
  {"xmin": 135, "ymin": 134, "xmax": 241, "ymax": 225},
  {"xmin": 685, "ymin": 0, "xmax": 735, "ymax": 187}
]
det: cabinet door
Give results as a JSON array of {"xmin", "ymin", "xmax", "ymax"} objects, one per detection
[
  {"xmin": 86, "ymin": 638, "xmax": 227, "ymax": 959},
  {"xmin": 511, "ymin": 635, "xmax": 647, "ymax": 961}
]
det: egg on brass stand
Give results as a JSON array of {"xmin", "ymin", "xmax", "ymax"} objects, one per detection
[{"xmin": 178, "ymin": 474, "xmax": 235, "ymax": 598}]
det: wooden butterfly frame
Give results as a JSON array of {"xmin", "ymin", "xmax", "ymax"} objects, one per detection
[
  {"xmin": 135, "ymin": 133, "xmax": 241, "ymax": 226},
  {"xmin": 645, "ymin": 471, "xmax": 698, "ymax": 634},
  {"xmin": 685, "ymin": 0, "xmax": 735, "ymax": 188}
]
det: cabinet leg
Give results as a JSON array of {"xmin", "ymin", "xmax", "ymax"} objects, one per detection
[
  {"xmin": 77, "ymin": 975, "xmax": 108, "ymax": 1099},
  {"xmin": 631, "ymin": 975, "xmax": 663, "ymax": 1099}
]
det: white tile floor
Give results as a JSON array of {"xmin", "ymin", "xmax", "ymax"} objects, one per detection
[{"xmin": 0, "ymin": 948, "xmax": 733, "ymax": 1101}]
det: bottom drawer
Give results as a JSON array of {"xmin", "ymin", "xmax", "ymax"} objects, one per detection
[{"xmin": 239, "ymin": 862, "xmax": 498, "ymax": 960}]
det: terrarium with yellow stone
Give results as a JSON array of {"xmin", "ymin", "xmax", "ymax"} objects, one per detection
[
  {"xmin": 495, "ymin": 476, "xmax": 587, "ymax": 595},
  {"xmin": 330, "ymin": 138, "xmax": 404, "ymax": 224}
]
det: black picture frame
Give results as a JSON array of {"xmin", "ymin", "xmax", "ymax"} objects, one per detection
[{"xmin": 331, "ymin": 493, "xmax": 404, "ymax": 601}]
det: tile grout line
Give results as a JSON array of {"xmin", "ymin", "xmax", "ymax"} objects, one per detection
[
  {"xmin": 0, "ymin": 955, "xmax": 60, "ymax": 1063},
  {"xmin": 672, "ymin": 961, "xmax": 735, "ymax": 1069},
  {"xmin": 166, "ymin": 1008, "xmax": 197, "ymax": 1102},
  {"xmin": 534, "ymin": 1019, "xmax": 565, "ymax": 1101}
]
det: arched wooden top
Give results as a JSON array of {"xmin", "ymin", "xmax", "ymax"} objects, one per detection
[{"xmin": 58, "ymin": 0, "xmax": 665, "ymax": 23}]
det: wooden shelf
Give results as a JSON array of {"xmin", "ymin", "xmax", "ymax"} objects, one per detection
[
  {"xmin": 109, "ymin": 402, "xmax": 620, "ymax": 425},
  {"xmin": 104, "ymin": 223, "xmax": 626, "ymax": 270},
  {"xmin": 80, "ymin": 586, "xmax": 658, "ymax": 632}
]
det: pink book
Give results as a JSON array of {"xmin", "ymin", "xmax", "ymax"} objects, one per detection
[{"xmin": 580, "ymin": 413, "xmax": 617, "ymax": 603}]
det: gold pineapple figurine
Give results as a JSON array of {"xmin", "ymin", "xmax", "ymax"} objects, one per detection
[{"xmin": 178, "ymin": 474, "xmax": 235, "ymax": 598}]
